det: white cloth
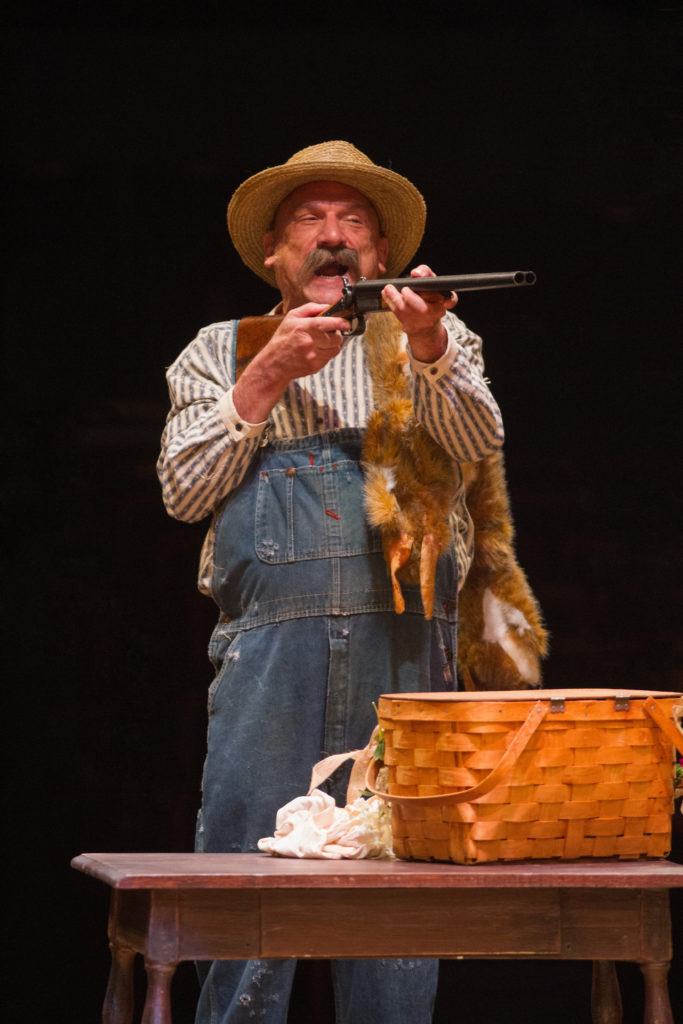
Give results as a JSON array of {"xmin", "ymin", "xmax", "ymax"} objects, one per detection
[{"xmin": 258, "ymin": 789, "xmax": 393, "ymax": 859}]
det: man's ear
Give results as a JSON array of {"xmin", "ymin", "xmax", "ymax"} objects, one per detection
[
  {"xmin": 263, "ymin": 231, "xmax": 276, "ymax": 268},
  {"xmin": 377, "ymin": 236, "xmax": 389, "ymax": 276}
]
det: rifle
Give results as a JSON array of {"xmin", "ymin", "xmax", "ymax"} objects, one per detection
[{"xmin": 235, "ymin": 271, "xmax": 536, "ymax": 379}]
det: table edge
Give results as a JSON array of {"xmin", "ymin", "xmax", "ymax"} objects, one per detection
[{"xmin": 71, "ymin": 853, "xmax": 683, "ymax": 890}]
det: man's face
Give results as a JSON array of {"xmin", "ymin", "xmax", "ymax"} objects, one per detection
[{"xmin": 263, "ymin": 181, "xmax": 389, "ymax": 312}]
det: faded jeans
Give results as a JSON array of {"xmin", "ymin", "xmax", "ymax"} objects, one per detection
[{"xmin": 195, "ymin": 432, "xmax": 458, "ymax": 1023}]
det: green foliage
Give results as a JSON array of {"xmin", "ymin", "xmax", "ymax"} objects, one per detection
[{"xmin": 372, "ymin": 701, "xmax": 385, "ymax": 762}]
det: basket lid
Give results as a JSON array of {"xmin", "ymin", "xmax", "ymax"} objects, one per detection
[{"xmin": 379, "ymin": 688, "xmax": 682, "ymax": 703}]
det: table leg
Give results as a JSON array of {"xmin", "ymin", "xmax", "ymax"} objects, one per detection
[
  {"xmin": 141, "ymin": 961, "xmax": 177, "ymax": 1024},
  {"xmin": 640, "ymin": 961, "xmax": 673, "ymax": 1024},
  {"xmin": 103, "ymin": 943, "xmax": 136, "ymax": 1024},
  {"xmin": 591, "ymin": 961, "xmax": 622, "ymax": 1024}
]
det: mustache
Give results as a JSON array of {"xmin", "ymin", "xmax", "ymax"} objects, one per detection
[{"xmin": 297, "ymin": 247, "xmax": 360, "ymax": 282}]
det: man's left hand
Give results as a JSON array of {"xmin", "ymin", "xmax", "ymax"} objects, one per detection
[{"xmin": 381, "ymin": 265, "xmax": 457, "ymax": 363}]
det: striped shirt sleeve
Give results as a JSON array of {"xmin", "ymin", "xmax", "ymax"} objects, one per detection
[
  {"xmin": 409, "ymin": 311, "xmax": 505, "ymax": 461},
  {"xmin": 156, "ymin": 321, "xmax": 266, "ymax": 522}
]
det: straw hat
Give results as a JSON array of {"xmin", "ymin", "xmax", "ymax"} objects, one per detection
[{"xmin": 227, "ymin": 141, "xmax": 426, "ymax": 287}]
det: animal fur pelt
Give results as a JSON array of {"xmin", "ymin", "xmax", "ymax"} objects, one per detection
[
  {"xmin": 361, "ymin": 313, "xmax": 548, "ymax": 690},
  {"xmin": 457, "ymin": 453, "xmax": 548, "ymax": 689},
  {"xmin": 362, "ymin": 315, "xmax": 461, "ymax": 619}
]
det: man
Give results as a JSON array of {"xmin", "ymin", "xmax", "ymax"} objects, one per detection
[{"xmin": 157, "ymin": 141, "xmax": 505, "ymax": 1023}]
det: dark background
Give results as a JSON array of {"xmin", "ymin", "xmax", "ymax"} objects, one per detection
[{"xmin": 3, "ymin": 1, "xmax": 682, "ymax": 1021}]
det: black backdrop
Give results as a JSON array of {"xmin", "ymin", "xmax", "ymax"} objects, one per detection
[{"xmin": 4, "ymin": 2, "xmax": 682, "ymax": 1021}]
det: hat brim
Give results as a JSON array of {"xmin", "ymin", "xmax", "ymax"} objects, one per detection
[{"xmin": 227, "ymin": 159, "xmax": 426, "ymax": 287}]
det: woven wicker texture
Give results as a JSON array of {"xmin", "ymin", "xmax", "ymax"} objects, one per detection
[{"xmin": 377, "ymin": 689, "xmax": 683, "ymax": 864}]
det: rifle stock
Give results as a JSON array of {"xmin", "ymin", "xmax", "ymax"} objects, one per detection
[{"xmin": 234, "ymin": 315, "xmax": 284, "ymax": 381}]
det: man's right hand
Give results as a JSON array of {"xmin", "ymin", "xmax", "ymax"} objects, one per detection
[{"xmin": 233, "ymin": 303, "xmax": 349, "ymax": 425}]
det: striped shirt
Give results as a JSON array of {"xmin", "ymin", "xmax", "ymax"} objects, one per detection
[{"xmin": 157, "ymin": 310, "xmax": 504, "ymax": 596}]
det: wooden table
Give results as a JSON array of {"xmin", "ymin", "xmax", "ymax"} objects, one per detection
[{"xmin": 71, "ymin": 852, "xmax": 683, "ymax": 1024}]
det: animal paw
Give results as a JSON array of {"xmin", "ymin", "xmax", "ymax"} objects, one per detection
[
  {"xmin": 419, "ymin": 532, "xmax": 442, "ymax": 620},
  {"xmin": 385, "ymin": 532, "xmax": 413, "ymax": 615}
]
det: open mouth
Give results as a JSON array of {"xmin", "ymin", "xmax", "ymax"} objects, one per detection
[{"xmin": 315, "ymin": 261, "xmax": 348, "ymax": 278}]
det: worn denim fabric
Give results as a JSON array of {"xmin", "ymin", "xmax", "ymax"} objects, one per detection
[
  {"xmin": 196, "ymin": 958, "xmax": 438, "ymax": 1024},
  {"xmin": 195, "ymin": 432, "xmax": 458, "ymax": 1023},
  {"xmin": 210, "ymin": 430, "xmax": 460, "ymax": 630}
]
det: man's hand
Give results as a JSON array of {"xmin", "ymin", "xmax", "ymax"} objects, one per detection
[
  {"xmin": 382, "ymin": 265, "xmax": 457, "ymax": 363},
  {"xmin": 233, "ymin": 303, "xmax": 347, "ymax": 424}
]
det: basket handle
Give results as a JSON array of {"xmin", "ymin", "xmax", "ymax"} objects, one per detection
[
  {"xmin": 643, "ymin": 697, "xmax": 683, "ymax": 755},
  {"xmin": 365, "ymin": 698, "xmax": 548, "ymax": 805}
]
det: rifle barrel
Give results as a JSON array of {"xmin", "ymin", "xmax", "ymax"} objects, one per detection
[
  {"xmin": 343, "ymin": 271, "xmax": 535, "ymax": 316},
  {"xmin": 361, "ymin": 270, "xmax": 535, "ymax": 296}
]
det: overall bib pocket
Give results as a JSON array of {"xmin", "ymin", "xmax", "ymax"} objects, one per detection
[{"xmin": 255, "ymin": 457, "xmax": 382, "ymax": 563}]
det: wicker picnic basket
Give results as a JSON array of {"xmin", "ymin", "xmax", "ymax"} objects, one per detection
[{"xmin": 367, "ymin": 688, "xmax": 683, "ymax": 864}]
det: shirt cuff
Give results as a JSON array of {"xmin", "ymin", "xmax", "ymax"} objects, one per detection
[
  {"xmin": 217, "ymin": 388, "xmax": 269, "ymax": 441},
  {"xmin": 407, "ymin": 324, "xmax": 460, "ymax": 381}
]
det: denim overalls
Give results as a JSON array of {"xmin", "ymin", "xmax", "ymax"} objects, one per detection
[{"xmin": 195, "ymin": 429, "xmax": 459, "ymax": 1024}]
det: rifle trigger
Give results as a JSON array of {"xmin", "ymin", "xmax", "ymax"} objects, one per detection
[{"xmin": 341, "ymin": 314, "xmax": 365, "ymax": 339}]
